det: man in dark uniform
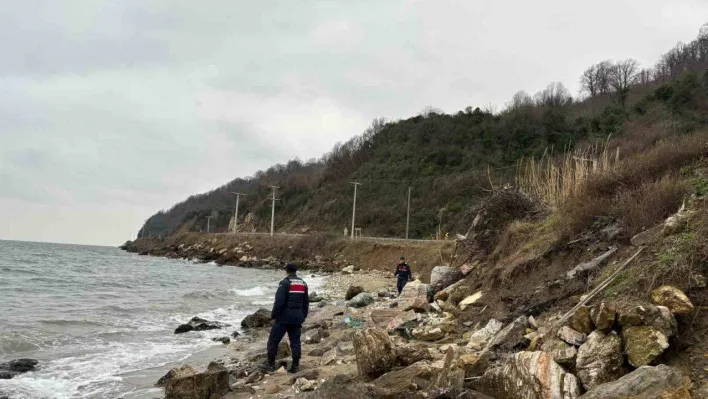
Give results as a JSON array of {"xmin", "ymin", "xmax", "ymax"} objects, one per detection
[
  {"xmin": 260, "ymin": 263, "xmax": 309, "ymax": 373},
  {"xmin": 394, "ymin": 256, "xmax": 412, "ymax": 295}
]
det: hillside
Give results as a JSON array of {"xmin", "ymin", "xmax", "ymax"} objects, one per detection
[{"xmin": 139, "ymin": 24, "xmax": 708, "ymax": 240}]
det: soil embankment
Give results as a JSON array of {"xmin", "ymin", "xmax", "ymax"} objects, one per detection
[{"xmin": 122, "ymin": 233, "xmax": 455, "ymax": 282}]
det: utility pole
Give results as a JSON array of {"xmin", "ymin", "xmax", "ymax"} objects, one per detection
[
  {"xmin": 406, "ymin": 186, "xmax": 411, "ymax": 240},
  {"xmin": 350, "ymin": 182, "xmax": 361, "ymax": 241},
  {"xmin": 207, "ymin": 216, "xmax": 211, "ymax": 233},
  {"xmin": 269, "ymin": 186, "xmax": 278, "ymax": 237},
  {"xmin": 231, "ymin": 192, "xmax": 246, "ymax": 234}
]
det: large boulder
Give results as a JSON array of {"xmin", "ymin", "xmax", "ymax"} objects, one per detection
[
  {"xmin": 590, "ymin": 301, "xmax": 616, "ymax": 331},
  {"xmin": 650, "ymin": 286, "xmax": 694, "ymax": 315},
  {"xmin": 345, "ymin": 285, "xmax": 364, "ymax": 300},
  {"xmin": 540, "ymin": 339, "xmax": 577, "ymax": 368},
  {"xmin": 466, "ymin": 319, "xmax": 503, "ymax": 351},
  {"xmin": 353, "ymin": 328, "xmax": 397, "ymax": 378},
  {"xmin": 621, "ymin": 326, "xmax": 669, "ymax": 367},
  {"xmin": 348, "ymin": 292, "xmax": 375, "ymax": 308},
  {"xmin": 576, "ymin": 331, "xmax": 625, "ymax": 390},
  {"xmin": 164, "ymin": 362, "xmax": 230, "ymax": 399},
  {"xmin": 430, "ymin": 266, "xmax": 463, "ymax": 291},
  {"xmin": 156, "ymin": 365, "xmax": 197, "ymax": 387},
  {"xmin": 579, "ymin": 364, "xmax": 691, "ymax": 399},
  {"xmin": 240, "ymin": 309, "xmax": 272, "ymax": 329},
  {"xmin": 175, "ymin": 317, "xmax": 228, "ymax": 334},
  {"xmin": 569, "ymin": 306, "xmax": 594, "ymax": 335},
  {"xmin": 0, "ymin": 359, "xmax": 38, "ymax": 379},
  {"xmin": 398, "ymin": 280, "xmax": 431, "ymax": 311},
  {"xmin": 474, "ymin": 351, "xmax": 581, "ymax": 399}
]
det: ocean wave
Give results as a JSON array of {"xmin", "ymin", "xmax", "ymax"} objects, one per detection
[
  {"xmin": 38, "ymin": 319, "xmax": 108, "ymax": 327},
  {"xmin": 232, "ymin": 286, "xmax": 265, "ymax": 297},
  {"xmin": 182, "ymin": 289, "xmax": 237, "ymax": 300}
]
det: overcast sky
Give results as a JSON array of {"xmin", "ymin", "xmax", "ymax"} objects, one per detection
[{"xmin": 1, "ymin": 1, "xmax": 707, "ymax": 246}]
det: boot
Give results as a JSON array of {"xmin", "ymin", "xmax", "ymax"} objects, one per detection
[
  {"xmin": 287, "ymin": 359, "xmax": 300, "ymax": 374},
  {"xmin": 258, "ymin": 360, "xmax": 276, "ymax": 373}
]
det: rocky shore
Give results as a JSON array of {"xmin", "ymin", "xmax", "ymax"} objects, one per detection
[{"xmin": 154, "ymin": 263, "xmax": 701, "ymax": 399}]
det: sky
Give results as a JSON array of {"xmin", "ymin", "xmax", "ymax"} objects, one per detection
[{"xmin": 1, "ymin": 1, "xmax": 707, "ymax": 246}]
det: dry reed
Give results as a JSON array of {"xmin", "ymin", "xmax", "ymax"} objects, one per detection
[{"xmin": 516, "ymin": 137, "xmax": 619, "ymax": 207}]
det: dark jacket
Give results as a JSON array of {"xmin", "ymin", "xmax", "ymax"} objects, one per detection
[
  {"xmin": 394, "ymin": 262, "xmax": 412, "ymax": 281},
  {"xmin": 271, "ymin": 275, "xmax": 309, "ymax": 324}
]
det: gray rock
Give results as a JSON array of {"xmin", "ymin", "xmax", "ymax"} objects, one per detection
[
  {"xmin": 576, "ymin": 331, "xmax": 625, "ymax": 390},
  {"xmin": 485, "ymin": 316, "xmax": 528, "ymax": 352},
  {"xmin": 211, "ymin": 336, "xmax": 230, "ymax": 345},
  {"xmin": 240, "ymin": 309, "xmax": 273, "ymax": 329},
  {"xmin": 348, "ymin": 292, "xmax": 375, "ymax": 308},
  {"xmin": 345, "ymin": 285, "xmax": 364, "ymax": 300},
  {"xmin": 164, "ymin": 362, "xmax": 229, "ymax": 399},
  {"xmin": 540, "ymin": 339, "xmax": 578, "ymax": 368},
  {"xmin": 579, "ymin": 365, "xmax": 691, "ymax": 399},
  {"xmin": 0, "ymin": 359, "xmax": 39, "ymax": 379},
  {"xmin": 430, "ymin": 266, "xmax": 463, "ymax": 291},
  {"xmin": 175, "ymin": 316, "xmax": 229, "ymax": 334},
  {"xmin": 558, "ymin": 325, "xmax": 587, "ymax": 346},
  {"xmin": 156, "ymin": 365, "xmax": 196, "ymax": 387},
  {"xmin": 304, "ymin": 328, "xmax": 324, "ymax": 344},
  {"xmin": 466, "ymin": 319, "xmax": 504, "ymax": 351}
]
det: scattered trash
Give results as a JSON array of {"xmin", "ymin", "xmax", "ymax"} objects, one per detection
[{"xmin": 344, "ymin": 316, "xmax": 365, "ymax": 328}]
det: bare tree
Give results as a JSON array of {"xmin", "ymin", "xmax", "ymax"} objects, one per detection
[
  {"xmin": 610, "ymin": 59, "xmax": 639, "ymax": 106},
  {"xmin": 595, "ymin": 60, "xmax": 613, "ymax": 95},
  {"xmin": 506, "ymin": 90, "xmax": 534, "ymax": 112},
  {"xmin": 535, "ymin": 82, "xmax": 573, "ymax": 108},
  {"xmin": 636, "ymin": 68, "xmax": 653, "ymax": 85},
  {"xmin": 580, "ymin": 64, "xmax": 598, "ymax": 97},
  {"xmin": 419, "ymin": 106, "xmax": 443, "ymax": 118}
]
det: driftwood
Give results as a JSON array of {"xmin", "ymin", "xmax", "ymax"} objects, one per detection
[{"xmin": 565, "ymin": 246, "xmax": 618, "ymax": 279}]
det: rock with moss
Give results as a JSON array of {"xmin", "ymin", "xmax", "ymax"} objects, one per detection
[
  {"xmin": 591, "ymin": 301, "xmax": 617, "ymax": 331},
  {"xmin": 621, "ymin": 326, "xmax": 669, "ymax": 367},
  {"xmin": 650, "ymin": 285, "xmax": 694, "ymax": 315}
]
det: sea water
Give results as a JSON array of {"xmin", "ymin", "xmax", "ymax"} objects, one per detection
[{"xmin": 0, "ymin": 240, "xmax": 322, "ymax": 398}]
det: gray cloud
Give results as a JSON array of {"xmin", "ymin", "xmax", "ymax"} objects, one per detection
[{"xmin": 1, "ymin": 0, "xmax": 707, "ymax": 245}]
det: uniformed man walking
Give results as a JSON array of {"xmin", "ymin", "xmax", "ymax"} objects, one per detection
[
  {"xmin": 394, "ymin": 256, "xmax": 412, "ymax": 295},
  {"xmin": 260, "ymin": 263, "xmax": 309, "ymax": 373}
]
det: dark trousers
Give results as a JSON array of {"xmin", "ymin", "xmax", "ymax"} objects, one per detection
[
  {"xmin": 266, "ymin": 322, "xmax": 301, "ymax": 364},
  {"xmin": 397, "ymin": 278, "xmax": 408, "ymax": 295}
]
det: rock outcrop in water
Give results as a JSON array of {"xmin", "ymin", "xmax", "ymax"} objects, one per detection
[
  {"xmin": 240, "ymin": 308, "xmax": 273, "ymax": 329},
  {"xmin": 0, "ymin": 359, "xmax": 38, "ymax": 379},
  {"xmin": 174, "ymin": 317, "xmax": 228, "ymax": 334}
]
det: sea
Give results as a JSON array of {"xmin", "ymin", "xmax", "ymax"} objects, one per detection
[{"xmin": 0, "ymin": 240, "xmax": 323, "ymax": 399}]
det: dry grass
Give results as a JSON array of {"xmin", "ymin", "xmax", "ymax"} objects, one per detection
[
  {"xmin": 561, "ymin": 132, "xmax": 708, "ymax": 236},
  {"xmin": 518, "ymin": 130, "xmax": 708, "ymax": 237},
  {"xmin": 516, "ymin": 137, "xmax": 619, "ymax": 207}
]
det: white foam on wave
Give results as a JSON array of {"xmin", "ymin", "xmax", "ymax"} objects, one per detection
[{"xmin": 233, "ymin": 286, "xmax": 265, "ymax": 296}]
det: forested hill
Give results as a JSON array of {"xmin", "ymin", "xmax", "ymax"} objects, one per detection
[{"xmin": 139, "ymin": 24, "xmax": 708, "ymax": 240}]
